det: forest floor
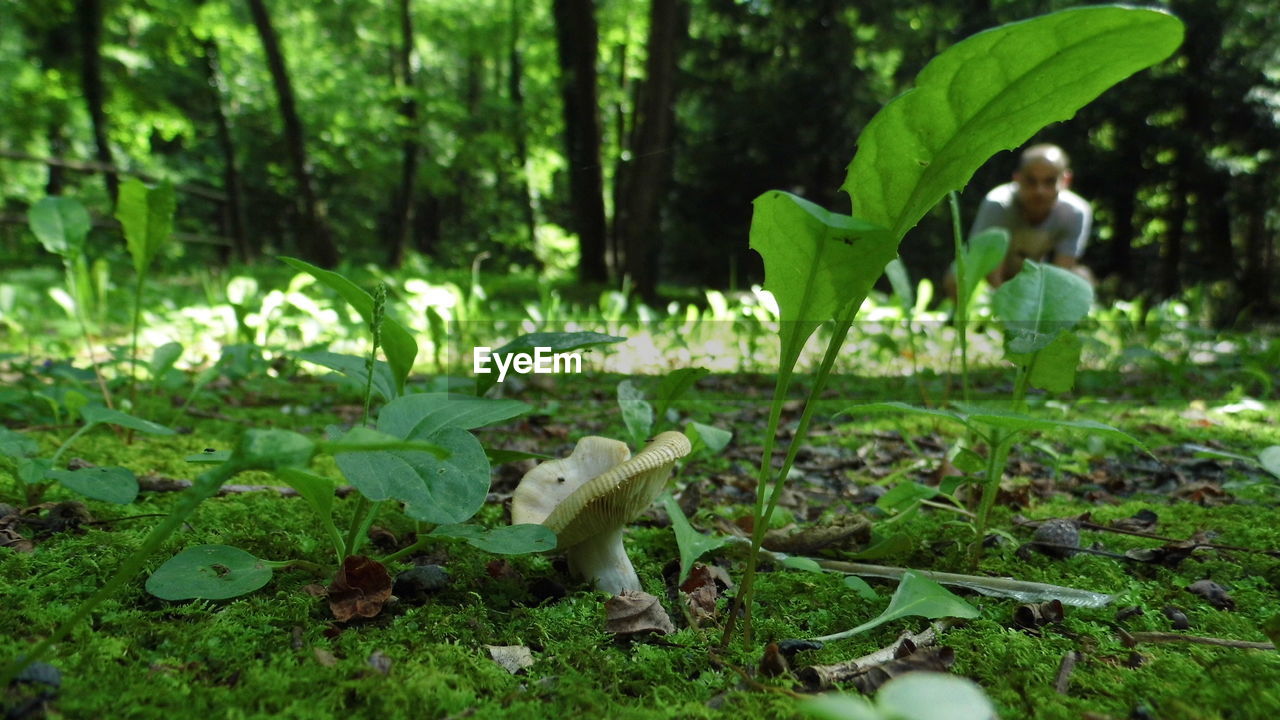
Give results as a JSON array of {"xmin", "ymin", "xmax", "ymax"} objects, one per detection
[{"xmin": 2, "ymin": 349, "xmax": 1279, "ymax": 719}]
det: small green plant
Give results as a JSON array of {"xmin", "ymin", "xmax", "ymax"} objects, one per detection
[
  {"xmin": 725, "ymin": 6, "xmax": 1184, "ymax": 646},
  {"xmin": 846, "ymin": 262, "xmax": 1145, "ymax": 566},
  {"xmin": 27, "ymin": 196, "xmax": 113, "ymax": 407},
  {"xmin": 0, "ymin": 406, "xmax": 174, "ymax": 506},
  {"xmin": 115, "ymin": 178, "xmax": 176, "ymax": 422}
]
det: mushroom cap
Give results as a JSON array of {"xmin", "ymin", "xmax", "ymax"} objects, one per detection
[
  {"xmin": 512, "ymin": 431, "xmax": 692, "ymax": 549},
  {"xmin": 511, "ymin": 436, "xmax": 630, "ymax": 527}
]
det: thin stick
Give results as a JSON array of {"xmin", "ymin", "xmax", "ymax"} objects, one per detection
[
  {"xmin": 798, "ymin": 626, "xmax": 939, "ymax": 691},
  {"xmin": 1123, "ymin": 631, "xmax": 1275, "ymax": 651}
]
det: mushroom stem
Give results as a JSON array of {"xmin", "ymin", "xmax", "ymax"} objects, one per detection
[{"xmin": 565, "ymin": 526, "xmax": 641, "ymax": 595}]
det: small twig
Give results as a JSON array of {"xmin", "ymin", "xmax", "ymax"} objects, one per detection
[
  {"xmin": 81, "ymin": 513, "xmax": 167, "ymax": 527},
  {"xmin": 1122, "ymin": 631, "xmax": 1275, "ymax": 651},
  {"xmin": 138, "ymin": 475, "xmax": 356, "ymax": 498},
  {"xmin": 1053, "ymin": 650, "xmax": 1080, "ymax": 694}
]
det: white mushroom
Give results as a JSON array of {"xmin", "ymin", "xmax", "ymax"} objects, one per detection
[{"xmin": 512, "ymin": 432, "xmax": 692, "ymax": 594}]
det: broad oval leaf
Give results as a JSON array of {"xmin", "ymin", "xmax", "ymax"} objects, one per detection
[
  {"xmin": 378, "ymin": 392, "xmax": 531, "ymax": 438},
  {"xmin": 278, "ymin": 256, "xmax": 417, "ymax": 397},
  {"xmin": 812, "ymin": 570, "xmax": 979, "ymax": 643},
  {"xmin": 149, "ymin": 341, "xmax": 184, "ymax": 379},
  {"xmin": 617, "ymin": 380, "xmax": 653, "ymax": 446},
  {"xmin": 80, "ymin": 406, "xmax": 175, "ymax": 436},
  {"xmin": 429, "ymin": 523, "xmax": 557, "ymax": 555},
  {"xmin": 844, "ymin": 6, "xmax": 1184, "ymax": 237},
  {"xmin": 876, "ymin": 673, "xmax": 998, "ymax": 720},
  {"xmin": 841, "ymin": 401, "xmax": 971, "ymax": 432},
  {"xmin": 749, "ymin": 191, "xmax": 897, "ymax": 370},
  {"xmin": 115, "ymin": 178, "xmax": 175, "ymax": 276},
  {"xmin": 685, "ymin": 421, "xmax": 732, "ymax": 454},
  {"xmin": 336, "ymin": 426, "xmax": 489, "ymax": 524},
  {"xmin": 28, "ymin": 196, "xmax": 90, "ymax": 258},
  {"xmin": 958, "ymin": 228, "xmax": 1009, "ymax": 309},
  {"xmin": 992, "ymin": 261, "xmax": 1094, "ymax": 343},
  {"xmin": 1258, "ymin": 446, "xmax": 1280, "ymax": 481},
  {"xmin": 146, "ymin": 544, "xmax": 273, "ymax": 600},
  {"xmin": 47, "ymin": 466, "xmax": 138, "ymax": 504}
]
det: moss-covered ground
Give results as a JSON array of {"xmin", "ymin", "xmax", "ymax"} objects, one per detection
[{"xmin": 3, "ymin": 356, "xmax": 1279, "ymax": 719}]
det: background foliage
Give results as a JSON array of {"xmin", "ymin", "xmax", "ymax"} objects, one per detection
[{"xmin": 1, "ymin": 0, "xmax": 1276, "ymax": 316}]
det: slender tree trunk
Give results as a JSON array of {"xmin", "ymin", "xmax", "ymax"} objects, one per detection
[
  {"xmin": 388, "ymin": 0, "xmax": 420, "ymax": 266},
  {"xmin": 552, "ymin": 0, "xmax": 609, "ymax": 283},
  {"xmin": 46, "ymin": 125, "xmax": 67, "ymax": 196},
  {"xmin": 1161, "ymin": 178, "xmax": 1188, "ymax": 298},
  {"xmin": 1240, "ymin": 173, "xmax": 1273, "ymax": 312},
  {"xmin": 200, "ymin": 38, "xmax": 250, "ymax": 262},
  {"xmin": 613, "ymin": 0, "xmax": 688, "ymax": 302},
  {"xmin": 508, "ymin": 0, "xmax": 539, "ymax": 257},
  {"xmin": 245, "ymin": 0, "xmax": 338, "ymax": 266},
  {"xmin": 77, "ymin": 0, "xmax": 117, "ymax": 201}
]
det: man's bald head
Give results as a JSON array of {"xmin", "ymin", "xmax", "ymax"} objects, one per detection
[{"xmin": 1018, "ymin": 144, "xmax": 1070, "ymax": 173}]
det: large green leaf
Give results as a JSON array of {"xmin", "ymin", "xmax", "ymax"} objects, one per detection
[
  {"xmin": 844, "ymin": 6, "xmax": 1184, "ymax": 237},
  {"xmin": 115, "ymin": 179, "xmax": 175, "ymax": 276},
  {"xmin": 1012, "ymin": 330, "xmax": 1083, "ymax": 393},
  {"xmin": 279, "ymin": 256, "xmax": 417, "ymax": 397},
  {"xmin": 378, "ymin": 392, "xmax": 530, "ymax": 438},
  {"xmin": 993, "ymin": 261, "xmax": 1094, "ymax": 349},
  {"xmin": 145, "ymin": 544, "xmax": 273, "ymax": 601},
  {"xmin": 335, "ymin": 426, "xmax": 490, "ymax": 524},
  {"xmin": 749, "ymin": 191, "xmax": 897, "ymax": 371},
  {"xmin": 47, "ymin": 466, "xmax": 138, "ymax": 504},
  {"xmin": 230, "ymin": 429, "xmax": 316, "ymax": 471},
  {"xmin": 28, "ymin": 196, "xmax": 90, "ymax": 259}
]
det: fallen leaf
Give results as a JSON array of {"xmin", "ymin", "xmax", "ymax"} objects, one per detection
[
  {"xmin": 1110, "ymin": 509, "xmax": 1159, "ymax": 533},
  {"xmin": 393, "ymin": 564, "xmax": 449, "ymax": 604},
  {"xmin": 327, "ymin": 555, "xmax": 392, "ymax": 622},
  {"xmin": 604, "ymin": 590, "xmax": 675, "ymax": 636},
  {"xmin": 1030, "ymin": 518, "xmax": 1081, "ymax": 558},
  {"xmin": 1186, "ymin": 580, "xmax": 1235, "ymax": 610},
  {"xmin": 486, "ymin": 645, "xmax": 534, "ymax": 675}
]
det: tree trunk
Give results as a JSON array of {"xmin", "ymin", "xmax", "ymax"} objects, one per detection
[
  {"xmin": 388, "ymin": 0, "xmax": 420, "ymax": 266},
  {"xmin": 1240, "ymin": 173, "xmax": 1274, "ymax": 313},
  {"xmin": 1161, "ymin": 178, "xmax": 1188, "ymax": 298},
  {"xmin": 200, "ymin": 38, "xmax": 250, "ymax": 263},
  {"xmin": 245, "ymin": 0, "xmax": 338, "ymax": 267},
  {"xmin": 613, "ymin": 0, "xmax": 688, "ymax": 302},
  {"xmin": 508, "ymin": 0, "xmax": 539, "ymax": 258},
  {"xmin": 77, "ymin": 0, "xmax": 117, "ymax": 201},
  {"xmin": 552, "ymin": 0, "xmax": 609, "ymax": 283}
]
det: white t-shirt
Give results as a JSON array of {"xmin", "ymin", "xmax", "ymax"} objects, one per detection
[{"xmin": 970, "ymin": 182, "xmax": 1092, "ymax": 269}]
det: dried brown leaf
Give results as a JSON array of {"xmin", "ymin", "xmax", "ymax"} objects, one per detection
[
  {"xmin": 604, "ymin": 590, "xmax": 675, "ymax": 636},
  {"xmin": 1186, "ymin": 580, "xmax": 1235, "ymax": 610},
  {"xmin": 327, "ymin": 555, "xmax": 392, "ymax": 622}
]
